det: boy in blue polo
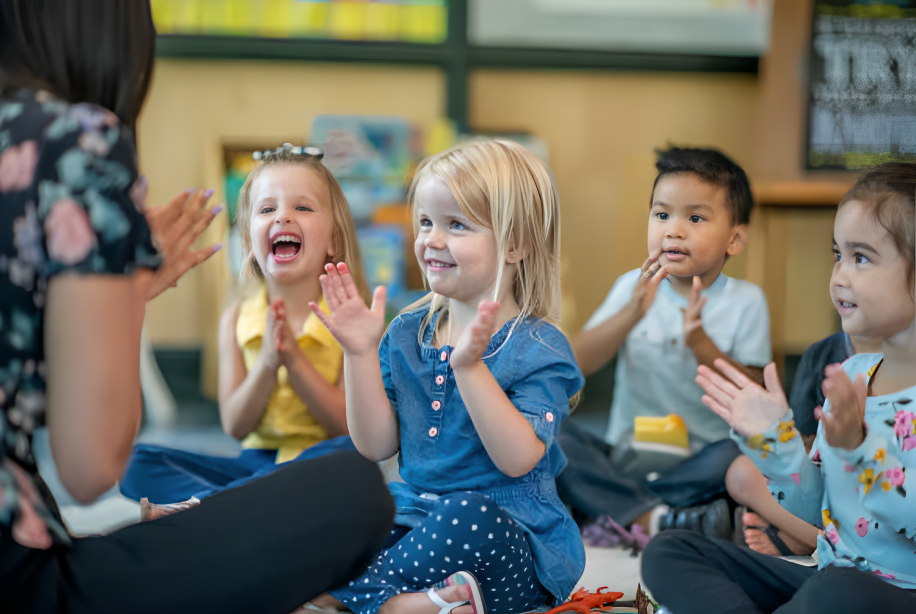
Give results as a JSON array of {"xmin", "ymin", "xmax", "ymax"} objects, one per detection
[{"xmin": 559, "ymin": 147, "xmax": 771, "ymax": 533}]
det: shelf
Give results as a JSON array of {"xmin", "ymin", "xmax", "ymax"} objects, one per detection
[{"xmin": 753, "ymin": 181, "xmax": 854, "ymax": 207}]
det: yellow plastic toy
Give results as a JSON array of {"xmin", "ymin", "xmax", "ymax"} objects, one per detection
[{"xmin": 634, "ymin": 414, "xmax": 690, "ymax": 449}]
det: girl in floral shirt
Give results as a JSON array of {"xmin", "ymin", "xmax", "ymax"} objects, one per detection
[{"xmin": 641, "ymin": 163, "xmax": 916, "ymax": 614}]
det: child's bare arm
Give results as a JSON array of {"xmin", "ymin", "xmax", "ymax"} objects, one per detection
[
  {"xmin": 573, "ymin": 255, "xmax": 668, "ymax": 377},
  {"xmin": 683, "ymin": 276, "xmax": 765, "ymax": 386},
  {"xmin": 342, "ymin": 351, "xmax": 400, "ymax": 461},
  {"xmin": 218, "ymin": 302, "xmax": 277, "ymax": 440},
  {"xmin": 311, "ymin": 263, "xmax": 399, "ymax": 462},
  {"xmin": 573, "ymin": 303, "xmax": 642, "ymax": 377},
  {"xmin": 451, "ymin": 301, "xmax": 546, "ymax": 478},
  {"xmin": 726, "ymin": 456, "xmax": 820, "ymax": 549},
  {"xmin": 698, "ymin": 360, "xmax": 825, "ymax": 527},
  {"xmin": 271, "ymin": 300, "xmax": 348, "ymax": 437}
]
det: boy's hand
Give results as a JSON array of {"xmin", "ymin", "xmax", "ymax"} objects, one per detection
[
  {"xmin": 311, "ymin": 262, "xmax": 386, "ymax": 357},
  {"xmin": 814, "ymin": 364, "xmax": 867, "ymax": 451},
  {"xmin": 257, "ymin": 302, "xmax": 282, "ymax": 372},
  {"xmin": 683, "ymin": 276, "xmax": 709, "ymax": 346},
  {"xmin": 271, "ymin": 299, "xmax": 306, "ymax": 368},
  {"xmin": 451, "ymin": 300, "xmax": 500, "ymax": 370},
  {"xmin": 696, "ymin": 360, "xmax": 790, "ymax": 438},
  {"xmin": 628, "ymin": 251, "xmax": 668, "ymax": 318}
]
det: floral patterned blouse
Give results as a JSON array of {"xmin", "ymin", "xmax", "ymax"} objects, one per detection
[
  {"xmin": 0, "ymin": 89, "xmax": 160, "ymax": 550},
  {"xmin": 735, "ymin": 353, "xmax": 916, "ymax": 588}
]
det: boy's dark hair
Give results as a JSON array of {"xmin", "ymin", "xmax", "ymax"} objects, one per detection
[
  {"xmin": 651, "ymin": 146, "xmax": 754, "ymax": 225},
  {"xmin": 0, "ymin": 0, "xmax": 156, "ymax": 132},
  {"xmin": 840, "ymin": 162, "xmax": 916, "ymax": 294}
]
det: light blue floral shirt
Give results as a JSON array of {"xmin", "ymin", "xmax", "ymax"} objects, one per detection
[
  {"xmin": 734, "ymin": 353, "xmax": 916, "ymax": 588},
  {"xmin": 380, "ymin": 307, "xmax": 586, "ymax": 604},
  {"xmin": 0, "ymin": 89, "xmax": 160, "ymax": 551}
]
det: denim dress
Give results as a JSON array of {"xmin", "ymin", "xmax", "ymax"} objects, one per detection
[{"xmin": 380, "ymin": 307, "xmax": 586, "ymax": 604}]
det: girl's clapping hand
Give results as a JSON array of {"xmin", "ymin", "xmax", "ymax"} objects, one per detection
[
  {"xmin": 451, "ymin": 300, "xmax": 500, "ymax": 370},
  {"xmin": 814, "ymin": 364, "xmax": 867, "ymax": 451},
  {"xmin": 257, "ymin": 300, "xmax": 282, "ymax": 372},
  {"xmin": 696, "ymin": 359, "xmax": 790, "ymax": 438},
  {"xmin": 271, "ymin": 299, "xmax": 305, "ymax": 368},
  {"xmin": 311, "ymin": 262, "xmax": 387, "ymax": 357}
]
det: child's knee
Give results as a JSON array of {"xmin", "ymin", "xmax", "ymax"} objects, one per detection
[
  {"xmin": 434, "ymin": 492, "xmax": 518, "ymax": 545},
  {"xmin": 439, "ymin": 492, "xmax": 506, "ymax": 527},
  {"xmin": 792, "ymin": 567, "xmax": 888, "ymax": 613},
  {"xmin": 641, "ymin": 530, "xmax": 699, "ymax": 592}
]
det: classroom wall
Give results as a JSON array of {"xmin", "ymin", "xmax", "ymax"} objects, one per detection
[
  {"xmin": 468, "ymin": 70, "xmax": 760, "ymax": 331},
  {"xmin": 140, "ymin": 62, "xmax": 760, "ymax": 344},
  {"xmin": 138, "ymin": 61, "xmax": 444, "ymax": 394},
  {"xmin": 140, "ymin": 0, "xmax": 850, "ymax": 396}
]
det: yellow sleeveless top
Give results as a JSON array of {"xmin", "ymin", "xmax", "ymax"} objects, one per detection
[{"xmin": 236, "ymin": 286, "xmax": 343, "ymax": 463}]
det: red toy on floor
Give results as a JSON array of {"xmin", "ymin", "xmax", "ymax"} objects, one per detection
[{"xmin": 539, "ymin": 587, "xmax": 624, "ymax": 613}]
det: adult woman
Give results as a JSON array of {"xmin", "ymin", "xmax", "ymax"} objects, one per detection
[{"xmin": 0, "ymin": 2, "xmax": 393, "ymax": 612}]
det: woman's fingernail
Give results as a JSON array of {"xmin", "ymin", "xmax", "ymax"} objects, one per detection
[
  {"xmin": 187, "ymin": 187, "xmax": 196, "ymax": 194},
  {"xmin": 212, "ymin": 243, "xmax": 223, "ymax": 252},
  {"xmin": 212, "ymin": 205, "xmax": 224, "ymax": 215},
  {"xmin": 204, "ymin": 188, "xmax": 214, "ymax": 199},
  {"xmin": 137, "ymin": 175, "xmax": 148, "ymax": 189}
]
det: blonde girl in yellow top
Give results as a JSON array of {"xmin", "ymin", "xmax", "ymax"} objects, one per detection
[{"xmin": 120, "ymin": 145, "xmax": 370, "ymax": 515}]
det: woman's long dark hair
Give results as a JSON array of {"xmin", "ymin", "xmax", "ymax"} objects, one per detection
[{"xmin": 0, "ymin": 0, "xmax": 156, "ymax": 131}]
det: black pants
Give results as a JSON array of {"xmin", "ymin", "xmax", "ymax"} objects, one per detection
[
  {"xmin": 557, "ymin": 421, "xmax": 741, "ymax": 525},
  {"xmin": 0, "ymin": 451, "xmax": 394, "ymax": 614},
  {"xmin": 642, "ymin": 530, "xmax": 916, "ymax": 614}
]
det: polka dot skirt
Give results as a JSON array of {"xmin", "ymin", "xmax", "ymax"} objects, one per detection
[{"xmin": 329, "ymin": 492, "xmax": 549, "ymax": 614}]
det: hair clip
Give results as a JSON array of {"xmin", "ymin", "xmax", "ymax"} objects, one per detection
[{"xmin": 252, "ymin": 143, "xmax": 324, "ymax": 161}]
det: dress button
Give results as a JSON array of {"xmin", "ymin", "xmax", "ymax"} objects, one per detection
[
  {"xmin": 545, "ymin": 412, "xmax": 554, "ymax": 423},
  {"xmin": 429, "ymin": 427, "xmax": 438, "ymax": 437},
  {"xmin": 440, "ymin": 351, "xmax": 448, "ymax": 362},
  {"xmin": 436, "ymin": 375, "xmax": 445, "ymax": 385},
  {"xmin": 432, "ymin": 400, "xmax": 441, "ymax": 410}
]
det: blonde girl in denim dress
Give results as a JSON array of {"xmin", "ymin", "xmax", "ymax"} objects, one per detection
[{"xmin": 308, "ymin": 140, "xmax": 585, "ymax": 614}]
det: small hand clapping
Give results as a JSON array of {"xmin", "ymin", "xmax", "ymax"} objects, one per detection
[
  {"xmin": 450, "ymin": 300, "xmax": 500, "ymax": 370},
  {"xmin": 696, "ymin": 359, "xmax": 790, "ymax": 438},
  {"xmin": 630, "ymin": 251, "xmax": 669, "ymax": 317},
  {"xmin": 270, "ymin": 299, "xmax": 305, "ymax": 368},
  {"xmin": 683, "ymin": 276, "xmax": 708, "ymax": 344},
  {"xmin": 814, "ymin": 364, "xmax": 868, "ymax": 451},
  {"xmin": 310, "ymin": 262, "xmax": 387, "ymax": 357},
  {"xmin": 257, "ymin": 300, "xmax": 282, "ymax": 371}
]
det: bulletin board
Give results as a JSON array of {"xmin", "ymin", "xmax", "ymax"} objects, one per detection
[
  {"xmin": 806, "ymin": 1, "xmax": 916, "ymax": 170},
  {"xmin": 151, "ymin": 0, "xmax": 448, "ymax": 44}
]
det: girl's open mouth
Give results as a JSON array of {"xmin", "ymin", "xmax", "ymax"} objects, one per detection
[{"xmin": 272, "ymin": 234, "xmax": 302, "ymax": 261}]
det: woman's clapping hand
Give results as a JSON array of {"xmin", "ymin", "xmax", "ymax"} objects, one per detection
[{"xmin": 143, "ymin": 184, "xmax": 222, "ymax": 301}]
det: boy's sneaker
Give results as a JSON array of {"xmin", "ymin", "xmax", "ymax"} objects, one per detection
[{"xmin": 657, "ymin": 498, "xmax": 732, "ymax": 540}]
